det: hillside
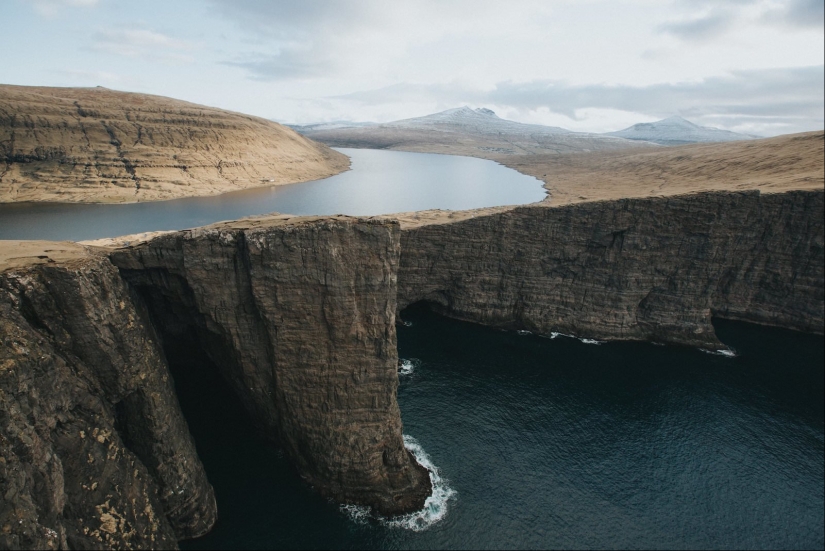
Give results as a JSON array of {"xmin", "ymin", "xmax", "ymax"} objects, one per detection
[
  {"xmin": 606, "ymin": 116, "xmax": 756, "ymax": 145},
  {"xmin": 294, "ymin": 107, "xmax": 652, "ymax": 157},
  {"xmin": 0, "ymin": 85, "xmax": 349, "ymax": 203},
  {"xmin": 499, "ymin": 130, "xmax": 823, "ymax": 206}
]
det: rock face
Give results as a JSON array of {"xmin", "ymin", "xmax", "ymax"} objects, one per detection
[
  {"xmin": 397, "ymin": 190, "xmax": 825, "ymax": 349},
  {"xmin": 1, "ymin": 188, "xmax": 822, "ymax": 548},
  {"xmin": 108, "ymin": 216, "xmax": 431, "ymax": 515},
  {"xmin": 0, "ymin": 85, "xmax": 349, "ymax": 203},
  {"xmin": 0, "ymin": 244, "xmax": 216, "ymax": 549}
]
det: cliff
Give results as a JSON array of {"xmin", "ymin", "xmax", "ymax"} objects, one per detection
[
  {"xmin": 1, "ymin": 188, "xmax": 822, "ymax": 548},
  {"xmin": 0, "ymin": 85, "xmax": 349, "ymax": 204},
  {"xmin": 107, "ymin": 216, "xmax": 431, "ymax": 516},
  {"xmin": 397, "ymin": 190, "xmax": 824, "ymax": 349},
  {"xmin": 0, "ymin": 242, "xmax": 215, "ymax": 549}
]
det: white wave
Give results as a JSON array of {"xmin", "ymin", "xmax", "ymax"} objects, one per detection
[
  {"xmin": 398, "ymin": 358, "xmax": 420, "ymax": 376},
  {"xmin": 700, "ymin": 347, "xmax": 737, "ymax": 358},
  {"xmin": 517, "ymin": 329, "xmax": 533, "ymax": 335},
  {"xmin": 341, "ymin": 435, "xmax": 456, "ymax": 532},
  {"xmin": 544, "ymin": 331, "xmax": 603, "ymax": 345}
]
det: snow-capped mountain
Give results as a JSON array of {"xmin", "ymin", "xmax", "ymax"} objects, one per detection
[
  {"xmin": 384, "ymin": 106, "xmax": 572, "ymax": 136},
  {"xmin": 606, "ymin": 116, "xmax": 756, "ymax": 145},
  {"xmin": 293, "ymin": 107, "xmax": 647, "ymax": 156}
]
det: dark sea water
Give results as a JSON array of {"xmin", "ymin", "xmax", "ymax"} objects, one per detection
[
  {"xmin": 172, "ymin": 306, "xmax": 824, "ymax": 550},
  {"xmin": 0, "ymin": 148, "xmax": 545, "ymax": 241}
]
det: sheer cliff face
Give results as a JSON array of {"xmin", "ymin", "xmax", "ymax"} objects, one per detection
[
  {"xmin": 0, "ymin": 248, "xmax": 215, "ymax": 549},
  {"xmin": 398, "ymin": 190, "xmax": 824, "ymax": 349},
  {"xmin": 109, "ymin": 217, "xmax": 431, "ymax": 515},
  {"xmin": 1, "ymin": 189, "xmax": 822, "ymax": 547},
  {"xmin": 0, "ymin": 85, "xmax": 349, "ymax": 204}
]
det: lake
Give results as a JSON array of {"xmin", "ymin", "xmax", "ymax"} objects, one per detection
[{"xmin": 0, "ymin": 148, "xmax": 546, "ymax": 241}]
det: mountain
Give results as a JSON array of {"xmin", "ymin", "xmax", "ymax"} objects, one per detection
[
  {"xmin": 606, "ymin": 116, "xmax": 757, "ymax": 146},
  {"xmin": 293, "ymin": 107, "xmax": 652, "ymax": 157},
  {"xmin": 286, "ymin": 120, "xmax": 376, "ymax": 132},
  {"xmin": 385, "ymin": 106, "xmax": 571, "ymax": 136},
  {"xmin": 0, "ymin": 85, "xmax": 349, "ymax": 204}
]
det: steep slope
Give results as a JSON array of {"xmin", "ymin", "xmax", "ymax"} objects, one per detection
[
  {"xmin": 0, "ymin": 85, "xmax": 349, "ymax": 204},
  {"xmin": 295, "ymin": 107, "xmax": 652, "ymax": 157},
  {"xmin": 606, "ymin": 116, "xmax": 756, "ymax": 145},
  {"xmin": 0, "ymin": 241, "xmax": 216, "ymax": 549},
  {"xmin": 397, "ymin": 190, "xmax": 824, "ymax": 350}
]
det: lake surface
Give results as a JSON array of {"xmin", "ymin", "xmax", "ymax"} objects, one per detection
[
  {"xmin": 172, "ymin": 307, "xmax": 824, "ymax": 550},
  {"xmin": 0, "ymin": 148, "xmax": 545, "ymax": 241}
]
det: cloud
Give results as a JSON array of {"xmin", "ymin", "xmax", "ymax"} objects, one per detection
[
  {"xmin": 762, "ymin": 0, "xmax": 825, "ymax": 29},
  {"xmin": 31, "ymin": 0, "xmax": 100, "ymax": 17},
  {"xmin": 222, "ymin": 44, "xmax": 332, "ymax": 80},
  {"xmin": 330, "ymin": 65, "xmax": 824, "ymax": 135},
  {"xmin": 657, "ymin": 11, "xmax": 736, "ymax": 41},
  {"xmin": 91, "ymin": 28, "xmax": 198, "ymax": 63}
]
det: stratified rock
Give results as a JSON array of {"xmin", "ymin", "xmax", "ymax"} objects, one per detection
[
  {"xmin": 0, "ymin": 242, "xmax": 216, "ymax": 549},
  {"xmin": 398, "ymin": 190, "xmax": 824, "ymax": 348},
  {"xmin": 0, "ymin": 85, "xmax": 349, "ymax": 203},
  {"xmin": 109, "ymin": 216, "xmax": 431, "ymax": 516}
]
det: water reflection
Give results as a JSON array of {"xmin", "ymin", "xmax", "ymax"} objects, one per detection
[{"xmin": 0, "ymin": 148, "xmax": 545, "ymax": 241}]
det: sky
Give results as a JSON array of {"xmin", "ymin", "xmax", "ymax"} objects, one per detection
[{"xmin": 1, "ymin": 0, "xmax": 823, "ymax": 135}]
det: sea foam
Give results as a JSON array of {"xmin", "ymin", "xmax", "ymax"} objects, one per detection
[
  {"xmin": 398, "ymin": 358, "xmax": 421, "ymax": 376},
  {"xmin": 700, "ymin": 347, "xmax": 737, "ymax": 358},
  {"xmin": 545, "ymin": 331, "xmax": 604, "ymax": 345},
  {"xmin": 341, "ymin": 434, "xmax": 456, "ymax": 531}
]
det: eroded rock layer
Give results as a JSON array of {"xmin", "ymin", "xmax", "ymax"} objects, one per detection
[
  {"xmin": 108, "ymin": 216, "xmax": 431, "ymax": 516},
  {"xmin": 398, "ymin": 190, "xmax": 824, "ymax": 349},
  {"xmin": 0, "ymin": 85, "xmax": 349, "ymax": 203},
  {"xmin": 0, "ymin": 243, "xmax": 215, "ymax": 549},
  {"xmin": 1, "ymin": 188, "xmax": 822, "ymax": 548}
]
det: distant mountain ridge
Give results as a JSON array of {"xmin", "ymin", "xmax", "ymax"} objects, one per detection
[
  {"xmin": 291, "ymin": 109, "xmax": 757, "ymax": 157},
  {"xmin": 292, "ymin": 107, "xmax": 645, "ymax": 157},
  {"xmin": 606, "ymin": 116, "xmax": 756, "ymax": 145}
]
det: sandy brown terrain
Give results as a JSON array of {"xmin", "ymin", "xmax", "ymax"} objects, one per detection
[
  {"xmin": 497, "ymin": 130, "xmax": 824, "ymax": 207},
  {"xmin": 0, "ymin": 85, "xmax": 349, "ymax": 203}
]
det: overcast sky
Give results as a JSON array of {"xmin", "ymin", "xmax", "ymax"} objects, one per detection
[{"xmin": 2, "ymin": 0, "xmax": 823, "ymax": 135}]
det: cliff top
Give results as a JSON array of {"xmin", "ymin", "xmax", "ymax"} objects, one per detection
[
  {"xmin": 383, "ymin": 131, "xmax": 823, "ymax": 228},
  {"xmin": 0, "ymin": 240, "xmax": 101, "ymax": 271},
  {"xmin": 0, "ymin": 85, "xmax": 349, "ymax": 204}
]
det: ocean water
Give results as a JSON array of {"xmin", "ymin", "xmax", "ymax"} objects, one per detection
[
  {"xmin": 172, "ymin": 306, "xmax": 823, "ymax": 550},
  {"xmin": 0, "ymin": 148, "xmax": 545, "ymax": 241}
]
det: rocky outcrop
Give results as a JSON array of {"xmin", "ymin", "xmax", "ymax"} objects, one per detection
[
  {"xmin": 0, "ymin": 243, "xmax": 215, "ymax": 549},
  {"xmin": 0, "ymin": 85, "xmax": 349, "ymax": 204},
  {"xmin": 397, "ymin": 190, "xmax": 824, "ymax": 349},
  {"xmin": 108, "ymin": 216, "xmax": 431, "ymax": 516}
]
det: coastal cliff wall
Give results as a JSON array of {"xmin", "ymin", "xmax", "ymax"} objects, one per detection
[
  {"xmin": 108, "ymin": 217, "xmax": 431, "ymax": 516},
  {"xmin": 1, "ymin": 189, "xmax": 822, "ymax": 548},
  {"xmin": 0, "ymin": 245, "xmax": 215, "ymax": 549},
  {"xmin": 398, "ymin": 190, "xmax": 824, "ymax": 349}
]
